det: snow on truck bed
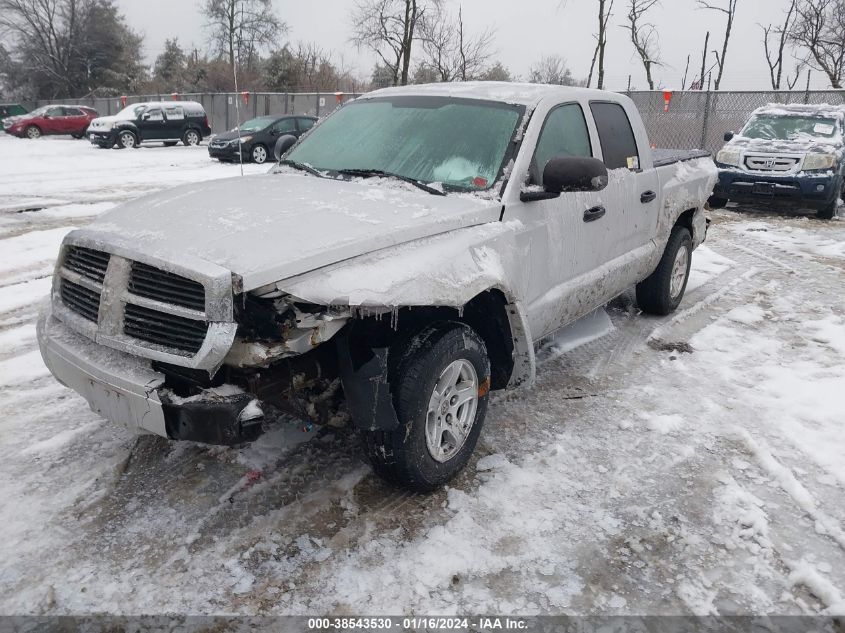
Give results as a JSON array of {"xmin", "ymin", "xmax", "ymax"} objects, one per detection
[{"xmin": 1, "ymin": 135, "xmax": 845, "ymax": 616}]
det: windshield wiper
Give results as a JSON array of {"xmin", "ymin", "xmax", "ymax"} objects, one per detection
[
  {"xmin": 336, "ymin": 168, "xmax": 446, "ymax": 196},
  {"xmin": 279, "ymin": 159, "xmax": 324, "ymax": 178}
]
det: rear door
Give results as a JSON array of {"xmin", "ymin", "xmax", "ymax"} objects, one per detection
[
  {"xmin": 589, "ymin": 101, "xmax": 658, "ymax": 257},
  {"xmin": 270, "ymin": 117, "xmax": 298, "ymax": 137},
  {"xmin": 64, "ymin": 107, "xmax": 88, "ymax": 134},
  {"xmin": 163, "ymin": 105, "xmax": 186, "ymax": 138}
]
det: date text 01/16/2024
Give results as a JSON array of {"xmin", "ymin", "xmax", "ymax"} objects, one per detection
[{"xmin": 306, "ymin": 617, "xmax": 529, "ymax": 630}]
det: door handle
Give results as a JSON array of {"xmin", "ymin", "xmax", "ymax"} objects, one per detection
[
  {"xmin": 583, "ymin": 205, "xmax": 606, "ymax": 223},
  {"xmin": 641, "ymin": 190, "xmax": 657, "ymax": 204}
]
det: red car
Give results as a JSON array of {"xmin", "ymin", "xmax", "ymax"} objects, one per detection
[{"xmin": 6, "ymin": 105, "xmax": 99, "ymax": 139}]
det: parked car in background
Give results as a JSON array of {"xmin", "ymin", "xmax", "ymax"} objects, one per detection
[
  {"xmin": 5, "ymin": 105, "xmax": 99, "ymax": 139},
  {"xmin": 208, "ymin": 115, "xmax": 317, "ymax": 164},
  {"xmin": 711, "ymin": 104, "xmax": 845, "ymax": 219},
  {"xmin": 86, "ymin": 101, "xmax": 211, "ymax": 149},
  {"xmin": 38, "ymin": 83, "xmax": 717, "ymax": 492},
  {"xmin": 0, "ymin": 103, "xmax": 28, "ymax": 130}
]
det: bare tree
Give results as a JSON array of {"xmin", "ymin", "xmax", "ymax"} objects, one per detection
[
  {"xmin": 761, "ymin": 0, "xmax": 798, "ymax": 89},
  {"xmin": 529, "ymin": 55, "xmax": 579, "ymax": 86},
  {"xmin": 0, "ymin": 0, "xmax": 144, "ymax": 98},
  {"xmin": 790, "ymin": 0, "xmax": 845, "ymax": 89},
  {"xmin": 350, "ymin": 0, "xmax": 433, "ymax": 86},
  {"xmin": 418, "ymin": 4, "xmax": 494, "ymax": 81},
  {"xmin": 697, "ymin": 0, "xmax": 738, "ymax": 90},
  {"xmin": 204, "ymin": 0, "xmax": 285, "ymax": 71},
  {"xmin": 587, "ymin": 0, "xmax": 615, "ymax": 89},
  {"xmin": 624, "ymin": 0, "xmax": 661, "ymax": 89}
]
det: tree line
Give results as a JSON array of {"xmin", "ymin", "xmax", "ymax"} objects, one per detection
[{"xmin": 2, "ymin": 0, "xmax": 845, "ymax": 102}]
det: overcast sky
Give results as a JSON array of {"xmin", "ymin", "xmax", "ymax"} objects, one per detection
[{"xmin": 116, "ymin": 0, "xmax": 829, "ymax": 91}]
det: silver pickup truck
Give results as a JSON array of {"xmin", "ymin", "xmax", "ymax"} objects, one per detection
[{"xmin": 38, "ymin": 83, "xmax": 717, "ymax": 491}]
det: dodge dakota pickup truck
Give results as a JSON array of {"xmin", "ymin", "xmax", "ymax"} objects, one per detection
[
  {"xmin": 38, "ymin": 83, "xmax": 717, "ymax": 491},
  {"xmin": 712, "ymin": 103, "xmax": 845, "ymax": 219}
]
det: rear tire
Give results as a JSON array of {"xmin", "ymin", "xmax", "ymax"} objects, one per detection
[
  {"xmin": 183, "ymin": 129, "xmax": 201, "ymax": 146},
  {"xmin": 25, "ymin": 125, "xmax": 41, "ymax": 139},
  {"xmin": 637, "ymin": 226, "xmax": 693, "ymax": 316},
  {"xmin": 362, "ymin": 322, "xmax": 491, "ymax": 492}
]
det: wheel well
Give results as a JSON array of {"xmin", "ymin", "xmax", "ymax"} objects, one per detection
[
  {"xmin": 675, "ymin": 208, "xmax": 698, "ymax": 235},
  {"xmin": 340, "ymin": 290, "xmax": 516, "ymax": 391}
]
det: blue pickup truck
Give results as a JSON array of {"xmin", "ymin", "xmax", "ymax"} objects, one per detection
[{"xmin": 711, "ymin": 104, "xmax": 845, "ymax": 220}]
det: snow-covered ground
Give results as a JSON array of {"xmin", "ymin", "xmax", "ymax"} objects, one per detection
[{"xmin": 1, "ymin": 134, "xmax": 844, "ymax": 616}]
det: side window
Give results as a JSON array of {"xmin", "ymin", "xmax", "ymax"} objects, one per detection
[
  {"xmin": 144, "ymin": 107, "xmax": 163, "ymax": 121},
  {"xmin": 271, "ymin": 118, "xmax": 297, "ymax": 134},
  {"xmin": 164, "ymin": 106, "xmax": 185, "ymax": 120},
  {"xmin": 590, "ymin": 102, "xmax": 640, "ymax": 170},
  {"xmin": 530, "ymin": 103, "xmax": 592, "ymax": 184},
  {"xmin": 46, "ymin": 106, "xmax": 64, "ymax": 117},
  {"xmin": 65, "ymin": 107, "xmax": 83, "ymax": 116},
  {"xmin": 297, "ymin": 117, "xmax": 315, "ymax": 132}
]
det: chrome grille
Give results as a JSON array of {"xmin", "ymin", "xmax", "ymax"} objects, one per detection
[
  {"xmin": 60, "ymin": 278, "xmax": 100, "ymax": 322},
  {"xmin": 128, "ymin": 262, "xmax": 206, "ymax": 311},
  {"xmin": 745, "ymin": 156, "xmax": 799, "ymax": 172},
  {"xmin": 64, "ymin": 246, "xmax": 110, "ymax": 283},
  {"xmin": 124, "ymin": 304, "xmax": 209, "ymax": 354}
]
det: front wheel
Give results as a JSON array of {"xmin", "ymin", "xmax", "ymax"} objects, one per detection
[
  {"xmin": 362, "ymin": 322, "xmax": 491, "ymax": 492},
  {"xmin": 637, "ymin": 226, "xmax": 693, "ymax": 316},
  {"xmin": 251, "ymin": 144, "xmax": 268, "ymax": 164},
  {"xmin": 116, "ymin": 130, "xmax": 137, "ymax": 149},
  {"xmin": 25, "ymin": 125, "xmax": 41, "ymax": 139},
  {"xmin": 183, "ymin": 129, "xmax": 201, "ymax": 146}
]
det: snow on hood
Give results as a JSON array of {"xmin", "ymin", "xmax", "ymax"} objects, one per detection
[
  {"xmin": 82, "ymin": 172, "xmax": 501, "ymax": 290},
  {"xmin": 726, "ymin": 134, "xmax": 842, "ymax": 155},
  {"xmin": 88, "ymin": 115, "xmax": 124, "ymax": 127}
]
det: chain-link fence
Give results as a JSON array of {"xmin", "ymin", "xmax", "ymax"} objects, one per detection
[
  {"xmin": 21, "ymin": 88, "xmax": 845, "ymax": 151},
  {"xmin": 24, "ymin": 92, "xmax": 362, "ymax": 133},
  {"xmin": 627, "ymin": 89, "xmax": 845, "ymax": 154}
]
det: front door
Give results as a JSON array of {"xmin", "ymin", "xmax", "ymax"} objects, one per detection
[
  {"xmin": 514, "ymin": 102, "xmax": 618, "ymax": 339},
  {"xmin": 137, "ymin": 106, "xmax": 167, "ymax": 140}
]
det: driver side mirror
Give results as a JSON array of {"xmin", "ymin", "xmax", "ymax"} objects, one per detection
[
  {"xmin": 522, "ymin": 156, "xmax": 609, "ymax": 202},
  {"xmin": 273, "ymin": 134, "xmax": 298, "ymax": 161},
  {"xmin": 724, "ymin": 131, "xmax": 735, "ymax": 142}
]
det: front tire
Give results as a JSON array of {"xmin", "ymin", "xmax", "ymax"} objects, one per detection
[
  {"xmin": 637, "ymin": 226, "xmax": 693, "ymax": 316},
  {"xmin": 116, "ymin": 130, "xmax": 137, "ymax": 149},
  {"xmin": 183, "ymin": 129, "xmax": 201, "ymax": 146},
  {"xmin": 251, "ymin": 144, "xmax": 268, "ymax": 164},
  {"xmin": 363, "ymin": 322, "xmax": 491, "ymax": 492},
  {"xmin": 25, "ymin": 125, "xmax": 41, "ymax": 139}
]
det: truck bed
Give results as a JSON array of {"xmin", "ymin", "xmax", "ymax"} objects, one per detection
[{"xmin": 652, "ymin": 148, "xmax": 711, "ymax": 168}]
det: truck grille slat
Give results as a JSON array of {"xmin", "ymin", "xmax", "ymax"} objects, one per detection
[
  {"xmin": 124, "ymin": 304, "xmax": 208, "ymax": 354},
  {"xmin": 64, "ymin": 246, "xmax": 110, "ymax": 283},
  {"xmin": 128, "ymin": 262, "xmax": 206, "ymax": 311},
  {"xmin": 60, "ymin": 278, "xmax": 100, "ymax": 322}
]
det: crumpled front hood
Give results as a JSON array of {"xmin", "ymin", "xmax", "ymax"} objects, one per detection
[
  {"xmin": 727, "ymin": 134, "xmax": 842, "ymax": 155},
  {"xmin": 83, "ymin": 171, "xmax": 501, "ymax": 290}
]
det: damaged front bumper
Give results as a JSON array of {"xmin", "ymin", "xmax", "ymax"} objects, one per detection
[{"xmin": 37, "ymin": 304, "xmax": 264, "ymax": 445}]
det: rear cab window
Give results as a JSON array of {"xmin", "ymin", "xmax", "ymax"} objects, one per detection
[
  {"xmin": 590, "ymin": 101, "xmax": 640, "ymax": 170},
  {"xmin": 530, "ymin": 103, "xmax": 593, "ymax": 185}
]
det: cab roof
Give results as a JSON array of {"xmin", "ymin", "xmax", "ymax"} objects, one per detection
[{"xmin": 363, "ymin": 81, "xmax": 617, "ymax": 108}]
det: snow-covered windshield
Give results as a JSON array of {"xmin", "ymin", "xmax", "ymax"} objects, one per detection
[
  {"xmin": 285, "ymin": 96, "xmax": 524, "ymax": 191},
  {"xmin": 742, "ymin": 115, "xmax": 840, "ymax": 141},
  {"xmin": 238, "ymin": 116, "xmax": 275, "ymax": 132},
  {"xmin": 114, "ymin": 104, "xmax": 147, "ymax": 120}
]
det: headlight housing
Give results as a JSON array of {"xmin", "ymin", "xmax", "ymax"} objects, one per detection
[
  {"xmin": 803, "ymin": 153, "xmax": 837, "ymax": 171},
  {"xmin": 716, "ymin": 149, "xmax": 742, "ymax": 167},
  {"xmin": 235, "ymin": 136, "xmax": 253, "ymax": 145}
]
